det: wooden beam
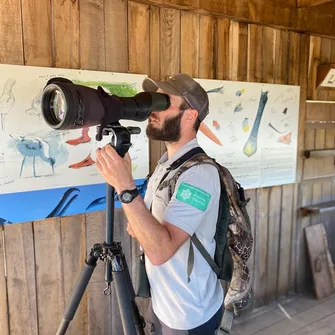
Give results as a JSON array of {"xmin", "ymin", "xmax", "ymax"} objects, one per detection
[
  {"xmin": 301, "ymin": 200, "xmax": 335, "ymax": 216},
  {"xmin": 131, "ymin": 0, "xmax": 335, "ymax": 38},
  {"xmin": 297, "ymin": 0, "xmax": 334, "ymax": 8}
]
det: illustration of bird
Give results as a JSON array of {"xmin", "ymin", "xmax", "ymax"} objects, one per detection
[
  {"xmin": 25, "ymin": 90, "xmax": 43, "ymax": 120},
  {"xmin": 10, "ymin": 135, "xmax": 55, "ymax": 177},
  {"xmin": 206, "ymin": 86, "xmax": 225, "ymax": 94},
  {"xmin": 0, "ymin": 78, "xmax": 16, "ymax": 132}
]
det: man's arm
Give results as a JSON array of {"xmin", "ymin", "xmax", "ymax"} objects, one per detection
[
  {"xmin": 122, "ymin": 196, "xmax": 190, "ymax": 266},
  {"xmin": 94, "ymin": 144, "xmax": 219, "ymax": 266}
]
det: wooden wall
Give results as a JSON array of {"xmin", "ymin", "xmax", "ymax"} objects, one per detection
[
  {"xmin": 0, "ymin": 0, "xmax": 335, "ymax": 334},
  {"xmin": 0, "ymin": 211, "xmax": 135, "ymax": 335}
]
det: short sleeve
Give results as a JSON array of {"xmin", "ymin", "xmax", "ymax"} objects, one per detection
[{"xmin": 162, "ymin": 163, "xmax": 221, "ymax": 236}]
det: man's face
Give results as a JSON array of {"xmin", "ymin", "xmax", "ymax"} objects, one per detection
[{"xmin": 146, "ymin": 90, "xmax": 185, "ymax": 142}]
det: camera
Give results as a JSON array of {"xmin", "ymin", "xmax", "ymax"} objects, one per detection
[{"xmin": 40, "ymin": 77, "xmax": 170, "ymax": 132}]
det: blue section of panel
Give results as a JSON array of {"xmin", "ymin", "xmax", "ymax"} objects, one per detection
[{"xmin": 0, "ymin": 178, "xmax": 147, "ymax": 224}]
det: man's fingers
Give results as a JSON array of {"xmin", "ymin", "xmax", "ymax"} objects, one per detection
[
  {"xmin": 96, "ymin": 149, "xmax": 108, "ymax": 171},
  {"xmin": 104, "ymin": 144, "xmax": 119, "ymax": 160},
  {"xmin": 124, "ymin": 152, "xmax": 131, "ymax": 164},
  {"xmin": 95, "ymin": 158, "xmax": 102, "ymax": 171}
]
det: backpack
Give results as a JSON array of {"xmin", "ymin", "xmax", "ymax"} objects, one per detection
[{"xmin": 151, "ymin": 146, "xmax": 253, "ymax": 332}]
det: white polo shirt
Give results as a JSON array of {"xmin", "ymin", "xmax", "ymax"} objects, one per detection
[{"xmin": 144, "ymin": 138, "xmax": 223, "ymax": 330}]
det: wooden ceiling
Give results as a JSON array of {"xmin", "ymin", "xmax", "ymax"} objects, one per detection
[{"xmin": 297, "ymin": 0, "xmax": 335, "ymax": 7}]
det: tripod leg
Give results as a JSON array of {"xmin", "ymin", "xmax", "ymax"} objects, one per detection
[
  {"xmin": 112, "ymin": 254, "xmax": 138, "ymax": 335},
  {"xmin": 122, "ymin": 254, "xmax": 146, "ymax": 335},
  {"xmin": 57, "ymin": 251, "xmax": 100, "ymax": 335}
]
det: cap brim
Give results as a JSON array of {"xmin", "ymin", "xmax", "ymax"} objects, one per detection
[{"xmin": 142, "ymin": 78, "xmax": 182, "ymax": 96}]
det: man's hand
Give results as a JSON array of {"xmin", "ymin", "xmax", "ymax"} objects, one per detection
[
  {"xmin": 95, "ymin": 145, "xmax": 136, "ymax": 194},
  {"xmin": 126, "ymin": 222, "xmax": 137, "ymax": 238}
]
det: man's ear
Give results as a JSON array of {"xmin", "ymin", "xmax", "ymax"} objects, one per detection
[{"xmin": 185, "ymin": 109, "xmax": 199, "ymax": 121}]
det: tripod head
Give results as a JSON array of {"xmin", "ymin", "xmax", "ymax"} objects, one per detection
[{"xmin": 96, "ymin": 122, "xmax": 141, "ymax": 158}]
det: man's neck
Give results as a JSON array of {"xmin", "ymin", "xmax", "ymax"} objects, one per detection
[{"xmin": 165, "ymin": 134, "xmax": 197, "ymax": 159}]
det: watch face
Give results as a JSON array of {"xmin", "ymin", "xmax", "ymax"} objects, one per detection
[{"xmin": 121, "ymin": 192, "xmax": 132, "ymax": 203}]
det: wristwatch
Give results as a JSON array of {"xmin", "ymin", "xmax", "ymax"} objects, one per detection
[{"xmin": 118, "ymin": 188, "xmax": 140, "ymax": 204}]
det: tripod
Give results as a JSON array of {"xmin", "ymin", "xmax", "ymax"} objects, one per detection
[{"xmin": 57, "ymin": 124, "xmax": 146, "ymax": 335}]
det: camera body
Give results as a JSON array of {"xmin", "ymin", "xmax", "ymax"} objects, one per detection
[{"xmin": 41, "ymin": 77, "xmax": 171, "ymax": 131}]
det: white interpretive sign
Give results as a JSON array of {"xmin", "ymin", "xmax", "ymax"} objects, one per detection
[{"xmin": 195, "ymin": 78, "xmax": 300, "ymax": 189}]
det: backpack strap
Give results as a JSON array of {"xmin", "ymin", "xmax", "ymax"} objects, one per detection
[
  {"xmin": 186, "ymin": 160, "xmax": 226, "ymax": 282},
  {"xmin": 158, "ymin": 149, "xmax": 225, "ymax": 282},
  {"xmin": 149, "ymin": 147, "xmax": 206, "ymax": 212},
  {"xmin": 190, "ymin": 235, "xmax": 221, "ymax": 275},
  {"xmin": 151, "ymin": 146, "xmax": 227, "ymax": 282}
]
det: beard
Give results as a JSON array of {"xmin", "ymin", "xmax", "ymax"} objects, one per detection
[{"xmin": 146, "ymin": 112, "xmax": 183, "ymax": 142}]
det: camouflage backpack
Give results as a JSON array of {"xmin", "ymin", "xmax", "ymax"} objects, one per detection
[{"xmin": 155, "ymin": 146, "xmax": 254, "ymax": 332}]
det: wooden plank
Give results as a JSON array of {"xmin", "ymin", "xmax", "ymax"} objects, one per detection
[
  {"xmin": 216, "ymin": 18, "xmax": 230, "ymax": 80},
  {"xmin": 0, "ymin": 226, "xmax": 9, "ymax": 335},
  {"xmin": 130, "ymin": 0, "xmax": 335, "ymax": 37},
  {"xmin": 148, "ymin": 5, "xmax": 162, "ymax": 173},
  {"xmin": 289, "ymin": 182, "xmax": 300, "ymax": 293},
  {"xmin": 79, "ymin": 0, "xmax": 105, "ymax": 70},
  {"xmin": 247, "ymin": 24, "xmax": 263, "ymax": 83},
  {"xmin": 306, "ymin": 121, "xmax": 335, "ymax": 129},
  {"xmin": 262, "ymin": 27, "xmax": 275, "ymax": 84},
  {"xmin": 4, "ymin": 222, "xmax": 38, "ymax": 334},
  {"xmin": 149, "ymin": 5, "xmax": 161, "ymax": 79},
  {"xmin": 229, "ymin": 21, "xmax": 248, "ymax": 82},
  {"xmin": 306, "ymin": 103, "xmax": 335, "ymax": 121},
  {"xmin": 180, "ymin": 11, "xmax": 200, "ymax": 77},
  {"xmin": 317, "ymin": 38, "xmax": 332, "ymax": 101},
  {"xmin": 159, "ymin": 7, "xmax": 180, "ymax": 155},
  {"xmin": 249, "ymin": 0, "xmax": 265, "ymax": 22},
  {"xmin": 85, "ymin": 211, "xmax": 111, "ymax": 335},
  {"xmin": 288, "ymin": 32, "xmax": 300, "ymax": 86},
  {"xmin": 296, "ymin": 34, "xmax": 310, "ymax": 183},
  {"xmin": 297, "ymin": 0, "xmax": 334, "ymax": 7},
  {"xmin": 305, "ymin": 223, "xmax": 335, "ymax": 299},
  {"xmin": 0, "ymin": 0, "xmax": 24, "ymax": 64},
  {"xmin": 60, "ymin": 215, "xmax": 87, "ymax": 335},
  {"xmin": 315, "ymin": 126, "xmax": 335, "ymax": 178},
  {"xmin": 198, "ymin": 15, "xmax": 215, "ymax": 79},
  {"xmin": 274, "ymin": 29, "xmax": 289, "ymax": 85},
  {"xmin": 328, "ymin": 39, "xmax": 335, "ymax": 101},
  {"xmin": 253, "ymin": 187, "xmax": 270, "ymax": 307},
  {"xmin": 324, "ymin": 127, "xmax": 335, "ymax": 181},
  {"xmin": 245, "ymin": 189, "xmax": 257, "ymax": 304},
  {"xmin": 105, "ymin": 0, "xmax": 129, "ymax": 73},
  {"xmin": 325, "ymin": 177, "xmax": 335, "ymax": 259},
  {"xmin": 296, "ymin": 181, "xmax": 313, "ymax": 293},
  {"xmin": 277, "ymin": 184, "xmax": 295, "ymax": 298},
  {"xmin": 128, "ymin": 1, "xmax": 150, "ymax": 74},
  {"xmin": 53, "ymin": 0, "xmax": 80, "ymax": 69},
  {"xmin": 21, "ymin": 0, "xmax": 52, "ymax": 66},
  {"xmin": 303, "ymin": 128, "xmax": 320, "ymax": 180},
  {"xmin": 266, "ymin": 186, "xmax": 282, "ymax": 303},
  {"xmin": 307, "ymin": 36, "xmax": 322, "ymax": 100},
  {"xmin": 311, "ymin": 181, "xmax": 324, "ymax": 225},
  {"xmin": 34, "ymin": 218, "xmax": 64, "ymax": 334},
  {"xmin": 160, "ymin": 7, "xmax": 180, "ymax": 78}
]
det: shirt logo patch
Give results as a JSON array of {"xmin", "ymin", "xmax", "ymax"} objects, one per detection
[{"xmin": 176, "ymin": 182, "xmax": 211, "ymax": 212}]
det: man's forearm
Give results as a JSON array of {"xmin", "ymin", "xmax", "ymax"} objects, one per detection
[{"xmin": 121, "ymin": 195, "xmax": 173, "ymax": 265}]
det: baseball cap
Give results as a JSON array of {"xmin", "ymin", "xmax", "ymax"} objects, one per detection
[{"xmin": 142, "ymin": 73, "xmax": 209, "ymax": 122}]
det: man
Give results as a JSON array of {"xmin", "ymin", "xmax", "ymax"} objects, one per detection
[{"xmin": 95, "ymin": 73, "xmax": 223, "ymax": 334}]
